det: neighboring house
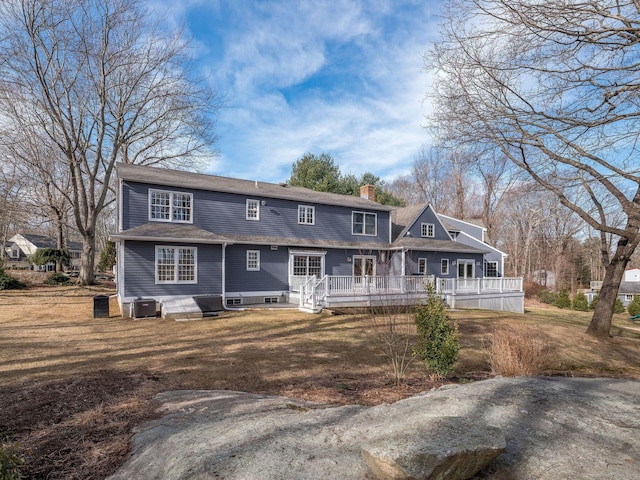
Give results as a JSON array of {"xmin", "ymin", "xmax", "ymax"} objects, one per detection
[
  {"xmin": 6, "ymin": 233, "xmax": 82, "ymax": 271},
  {"xmin": 111, "ymin": 163, "xmax": 522, "ymax": 317},
  {"xmin": 587, "ymin": 268, "xmax": 640, "ymax": 308}
]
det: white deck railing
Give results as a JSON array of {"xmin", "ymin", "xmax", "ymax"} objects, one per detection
[{"xmin": 295, "ymin": 275, "xmax": 522, "ymax": 309}]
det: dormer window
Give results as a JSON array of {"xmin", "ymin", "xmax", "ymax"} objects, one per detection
[
  {"xmin": 149, "ymin": 189, "xmax": 193, "ymax": 223},
  {"xmin": 421, "ymin": 223, "xmax": 435, "ymax": 238}
]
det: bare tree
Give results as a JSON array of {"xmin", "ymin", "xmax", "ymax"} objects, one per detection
[
  {"xmin": 0, "ymin": 0, "xmax": 219, "ymax": 284},
  {"xmin": 427, "ymin": 0, "xmax": 640, "ymax": 338}
]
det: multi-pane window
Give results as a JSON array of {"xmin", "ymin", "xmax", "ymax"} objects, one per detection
[
  {"xmin": 441, "ymin": 259, "xmax": 449, "ymax": 275},
  {"xmin": 298, "ymin": 205, "xmax": 315, "ymax": 224},
  {"xmin": 247, "ymin": 250, "xmax": 260, "ymax": 271},
  {"xmin": 149, "ymin": 190, "xmax": 192, "ymax": 223},
  {"xmin": 156, "ymin": 246, "xmax": 197, "ymax": 284},
  {"xmin": 485, "ymin": 261, "xmax": 498, "ymax": 277},
  {"xmin": 418, "ymin": 258, "xmax": 427, "ymax": 275},
  {"xmin": 246, "ymin": 199, "xmax": 260, "ymax": 220},
  {"xmin": 352, "ymin": 211, "xmax": 377, "ymax": 236},
  {"xmin": 292, "ymin": 254, "xmax": 323, "ymax": 277},
  {"xmin": 421, "ymin": 223, "xmax": 435, "ymax": 238}
]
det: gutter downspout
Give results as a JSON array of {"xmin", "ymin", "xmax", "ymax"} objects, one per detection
[{"xmin": 222, "ymin": 243, "xmax": 227, "ymax": 305}]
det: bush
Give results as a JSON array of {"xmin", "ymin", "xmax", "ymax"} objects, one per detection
[
  {"xmin": 414, "ymin": 286, "xmax": 460, "ymax": 379},
  {"xmin": 554, "ymin": 288, "xmax": 571, "ymax": 309},
  {"xmin": 571, "ymin": 292, "xmax": 590, "ymax": 311},
  {"xmin": 628, "ymin": 295, "xmax": 640, "ymax": 317},
  {"xmin": 44, "ymin": 272, "xmax": 71, "ymax": 285},
  {"xmin": 590, "ymin": 295, "xmax": 598, "ymax": 310},
  {"xmin": 537, "ymin": 289, "xmax": 557, "ymax": 305},
  {"xmin": 523, "ymin": 281, "xmax": 545, "ymax": 299},
  {"xmin": 485, "ymin": 323, "xmax": 550, "ymax": 376},
  {"xmin": 614, "ymin": 298, "xmax": 626, "ymax": 314},
  {"xmin": 0, "ymin": 269, "xmax": 26, "ymax": 290},
  {"xmin": 0, "ymin": 442, "xmax": 23, "ymax": 480}
]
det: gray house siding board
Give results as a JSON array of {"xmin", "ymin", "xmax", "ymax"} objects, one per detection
[
  {"xmin": 404, "ymin": 207, "xmax": 451, "ymax": 241},
  {"xmin": 225, "ymin": 244, "xmax": 289, "ymax": 293},
  {"xmin": 122, "ymin": 181, "xmax": 389, "ymax": 245},
  {"xmin": 405, "ymin": 250, "xmax": 483, "ymax": 278},
  {"xmin": 123, "ymin": 240, "xmax": 222, "ymax": 298}
]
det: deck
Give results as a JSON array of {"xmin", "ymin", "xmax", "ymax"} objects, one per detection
[{"xmin": 292, "ymin": 275, "xmax": 524, "ymax": 314}]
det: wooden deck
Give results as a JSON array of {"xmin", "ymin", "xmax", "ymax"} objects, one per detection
[{"xmin": 292, "ymin": 275, "xmax": 524, "ymax": 314}]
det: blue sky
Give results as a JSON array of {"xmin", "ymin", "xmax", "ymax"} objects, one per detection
[{"xmin": 153, "ymin": 1, "xmax": 441, "ymax": 184}]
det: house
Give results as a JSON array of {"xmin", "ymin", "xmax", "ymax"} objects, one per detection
[
  {"xmin": 111, "ymin": 163, "xmax": 523, "ymax": 318},
  {"xmin": 587, "ymin": 268, "xmax": 640, "ymax": 308},
  {"xmin": 5, "ymin": 233, "xmax": 82, "ymax": 271}
]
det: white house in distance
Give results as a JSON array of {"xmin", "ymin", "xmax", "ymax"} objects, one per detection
[
  {"xmin": 5, "ymin": 233, "xmax": 82, "ymax": 271},
  {"xmin": 588, "ymin": 268, "xmax": 640, "ymax": 308}
]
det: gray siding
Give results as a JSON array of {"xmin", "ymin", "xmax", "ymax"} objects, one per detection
[
  {"xmin": 123, "ymin": 240, "xmax": 222, "ymax": 298},
  {"xmin": 225, "ymin": 245, "xmax": 289, "ymax": 293},
  {"xmin": 405, "ymin": 250, "xmax": 484, "ymax": 278},
  {"xmin": 404, "ymin": 206, "xmax": 451, "ymax": 241},
  {"xmin": 122, "ymin": 181, "xmax": 389, "ymax": 245}
]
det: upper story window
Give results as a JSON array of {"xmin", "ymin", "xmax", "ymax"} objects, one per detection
[
  {"xmin": 156, "ymin": 246, "xmax": 197, "ymax": 284},
  {"xmin": 352, "ymin": 211, "xmax": 377, "ymax": 236},
  {"xmin": 298, "ymin": 205, "xmax": 315, "ymax": 225},
  {"xmin": 421, "ymin": 223, "xmax": 435, "ymax": 238},
  {"xmin": 246, "ymin": 199, "xmax": 260, "ymax": 220},
  {"xmin": 149, "ymin": 189, "xmax": 193, "ymax": 223}
]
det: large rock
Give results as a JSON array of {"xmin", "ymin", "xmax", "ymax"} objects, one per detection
[
  {"xmin": 109, "ymin": 378, "xmax": 640, "ymax": 480},
  {"xmin": 361, "ymin": 417, "xmax": 505, "ymax": 480}
]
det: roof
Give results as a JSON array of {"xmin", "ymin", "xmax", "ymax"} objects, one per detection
[
  {"xmin": 391, "ymin": 237, "xmax": 488, "ymax": 254},
  {"xmin": 14, "ymin": 234, "xmax": 82, "ymax": 251},
  {"xmin": 390, "ymin": 204, "xmax": 426, "ymax": 240},
  {"xmin": 618, "ymin": 282, "xmax": 640, "ymax": 294},
  {"xmin": 116, "ymin": 163, "xmax": 393, "ymax": 212}
]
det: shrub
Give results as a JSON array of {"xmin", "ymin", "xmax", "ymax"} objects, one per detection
[
  {"xmin": 0, "ymin": 269, "xmax": 26, "ymax": 290},
  {"xmin": 0, "ymin": 442, "xmax": 23, "ymax": 480},
  {"xmin": 614, "ymin": 298, "xmax": 626, "ymax": 314},
  {"xmin": 362, "ymin": 303, "xmax": 417, "ymax": 386},
  {"xmin": 590, "ymin": 295, "xmax": 598, "ymax": 310},
  {"xmin": 523, "ymin": 281, "xmax": 545, "ymax": 299},
  {"xmin": 414, "ymin": 286, "xmax": 460, "ymax": 380},
  {"xmin": 44, "ymin": 272, "xmax": 71, "ymax": 285},
  {"xmin": 571, "ymin": 292, "xmax": 590, "ymax": 311},
  {"xmin": 554, "ymin": 288, "xmax": 571, "ymax": 309},
  {"xmin": 485, "ymin": 323, "xmax": 550, "ymax": 376},
  {"xmin": 98, "ymin": 240, "xmax": 116, "ymax": 272},
  {"xmin": 628, "ymin": 295, "xmax": 640, "ymax": 317},
  {"xmin": 537, "ymin": 289, "xmax": 557, "ymax": 305}
]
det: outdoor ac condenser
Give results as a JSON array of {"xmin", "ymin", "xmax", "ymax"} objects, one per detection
[{"xmin": 131, "ymin": 298, "xmax": 157, "ymax": 318}]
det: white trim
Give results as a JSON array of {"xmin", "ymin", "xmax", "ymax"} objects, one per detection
[
  {"xmin": 457, "ymin": 259, "xmax": 475, "ymax": 279},
  {"xmin": 222, "ymin": 243, "xmax": 227, "ymax": 303},
  {"xmin": 352, "ymin": 211, "xmax": 377, "ymax": 236},
  {"xmin": 246, "ymin": 249, "xmax": 260, "ymax": 271},
  {"xmin": 297, "ymin": 205, "xmax": 315, "ymax": 225},
  {"xmin": 148, "ymin": 189, "xmax": 194, "ymax": 224},
  {"xmin": 246, "ymin": 199, "xmax": 260, "ymax": 221},
  {"xmin": 155, "ymin": 245, "xmax": 198, "ymax": 284},
  {"xmin": 441, "ymin": 258, "xmax": 449, "ymax": 275},
  {"xmin": 485, "ymin": 260, "xmax": 499, "ymax": 277},
  {"xmin": 289, "ymin": 251, "xmax": 325, "ymax": 277},
  {"xmin": 110, "ymin": 234, "xmax": 228, "ymax": 245},
  {"xmin": 224, "ymin": 290, "xmax": 288, "ymax": 297},
  {"xmin": 421, "ymin": 223, "xmax": 435, "ymax": 238},
  {"xmin": 353, "ymin": 255, "xmax": 377, "ymax": 276}
]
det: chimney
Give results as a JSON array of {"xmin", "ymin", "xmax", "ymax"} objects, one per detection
[{"xmin": 360, "ymin": 184, "xmax": 375, "ymax": 201}]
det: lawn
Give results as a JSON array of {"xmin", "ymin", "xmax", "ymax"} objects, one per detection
[{"xmin": 1, "ymin": 285, "xmax": 639, "ymax": 479}]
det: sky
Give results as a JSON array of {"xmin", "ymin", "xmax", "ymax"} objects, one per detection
[{"xmin": 153, "ymin": 0, "xmax": 442, "ymax": 184}]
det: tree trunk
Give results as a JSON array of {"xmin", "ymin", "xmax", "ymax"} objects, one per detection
[
  {"xmin": 586, "ymin": 238, "xmax": 638, "ymax": 338},
  {"xmin": 79, "ymin": 233, "xmax": 96, "ymax": 286},
  {"xmin": 55, "ymin": 215, "xmax": 64, "ymax": 273}
]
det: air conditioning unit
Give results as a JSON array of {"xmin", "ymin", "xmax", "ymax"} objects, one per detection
[{"xmin": 131, "ymin": 298, "xmax": 157, "ymax": 319}]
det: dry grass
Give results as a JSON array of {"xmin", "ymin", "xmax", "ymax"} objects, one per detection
[
  {"xmin": 0, "ymin": 286, "xmax": 639, "ymax": 479},
  {"xmin": 484, "ymin": 323, "xmax": 551, "ymax": 376}
]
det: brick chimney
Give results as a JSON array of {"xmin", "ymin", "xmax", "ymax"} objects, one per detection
[{"xmin": 360, "ymin": 184, "xmax": 375, "ymax": 201}]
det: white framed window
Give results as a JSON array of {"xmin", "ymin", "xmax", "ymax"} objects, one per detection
[
  {"xmin": 352, "ymin": 211, "xmax": 377, "ymax": 236},
  {"xmin": 247, "ymin": 250, "xmax": 260, "ymax": 271},
  {"xmin": 625, "ymin": 294, "xmax": 634, "ymax": 302},
  {"xmin": 246, "ymin": 199, "xmax": 260, "ymax": 220},
  {"xmin": 292, "ymin": 254, "xmax": 323, "ymax": 277},
  {"xmin": 149, "ymin": 189, "xmax": 193, "ymax": 223},
  {"xmin": 421, "ymin": 223, "xmax": 435, "ymax": 238},
  {"xmin": 441, "ymin": 259, "xmax": 449, "ymax": 275},
  {"xmin": 418, "ymin": 258, "xmax": 427, "ymax": 275},
  {"xmin": 155, "ymin": 246, "xmax": 197, "ymax": 284},
  {"xmin": 485, "ymin": 261, "xmax": 498, "ymax": 277},
  {"xmin": 298, "ymin": 205, "xmax": 315, "ymax": 225},
  {"xmin": 353, "ymin": 255, "xmax": 376, "ymax": 277}
]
